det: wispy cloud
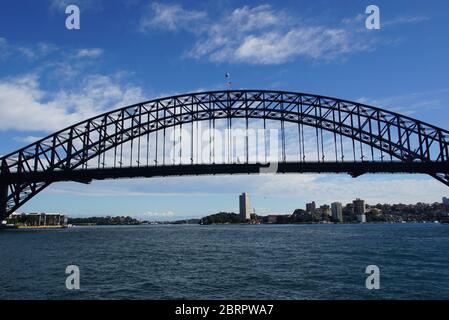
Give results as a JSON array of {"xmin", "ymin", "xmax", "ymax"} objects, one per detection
[
  {"xmin": 0, "ymin": 37, "xmax": 58, "ymax": 61},
  {"xmin": 357, "ymin": 87, "xmax": 449, "ymax": 116},
  {"xmin": 0, "ymin": 37, "xmax": 8, "ymax": 59},
  {"xmin": 49, "ymin": 0, "xmax": 75, "ymax": 10},
  {"xmin": 49, "ymin": 0, "xmax": 101, "ymax": 11},
  {"xmin": 140, "ymin": 2, "xmax": 207, "ymax": 32},
  {"xmin": 342, "ymin": 14, "xmax": 429, "ymax": 29},
  {"xmin": 141, "ymin": 3, "xmax": 374, "ymax": 64},
  {"xmin": 383, "ymin": 16, "xmax": 430, "ymax": 27},
  {"xmin": 76, "ymin": 48, "xmax": 103, "ymax": 58}
]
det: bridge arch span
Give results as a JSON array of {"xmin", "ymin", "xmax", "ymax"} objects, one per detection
[{"xmin": 1, "ymin": 90, "xmax": 448, "ymax": 219}]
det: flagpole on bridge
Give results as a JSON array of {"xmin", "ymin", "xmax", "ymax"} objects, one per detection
[{"xmin": 225, "ymin": 72, "xmax": 231, "ymax": 90}]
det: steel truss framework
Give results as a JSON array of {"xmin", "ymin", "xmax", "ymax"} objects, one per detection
[{"xmin": 1, "ymin": 90, "xmax": 448, "ymax": 220}]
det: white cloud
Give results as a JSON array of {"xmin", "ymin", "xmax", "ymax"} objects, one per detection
[
  {"xmin": 234, "ymin": 27, "xmax": 356, "ymax": 64},
  {"xmin": 14, "ymin": 135, "xmax": 43, "ymax": 144},
  {"xmin": 44, "ymin": 173, "xmax": 447, "ymax": 213},
  {"xmin": 140, "ymin": 2, "xmax": 206, "ymax": 32},
  {"xmin": 76, "ymin": 48, "xmax": 103, "ymax": 58},
  {"xmin": 0, "ymin": 73, "xmax": 145, "ymax": 132}
]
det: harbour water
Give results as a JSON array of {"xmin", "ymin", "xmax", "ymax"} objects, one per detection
[{"xmin": 0, "ymin": 223, "xmax": 448, "ymax": 300}]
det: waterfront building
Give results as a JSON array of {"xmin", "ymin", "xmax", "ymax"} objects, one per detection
[
  {"xmin": 353, "ymin": 198, "xmax": 366, "ymax": 215},
  {"xmin": 331, "ymin": 202, "xmax": 343, "ymax": 222},
  {"xmin": 443, "ymin": 197, "xmax": 449, "ymax": 207},
  {"xmin": 265, "ymin": 215, "xmax": 279, "ymax": 224},
  {"xmin": 7, "ymin": 212, "xmax": 68, "ymax": 227},
  {"xmin": 357, "ymin": 214, "xmax": 367, "ymax": 223},
  {"xmin": 306, "ymin": 201, "xmax": 316, "ymax": 214},
  {"xmin": 353, "ymin": 198, "xmax": 367, "ymax": 223},
  {"xmin": 320, "ymin": 205, "xmax": 331, "ymax": 216},
  {"xmin": 239, "ymin": 193, "xmax": 251, "ymax": 220}
]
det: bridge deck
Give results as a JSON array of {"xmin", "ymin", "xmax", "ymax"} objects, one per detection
[{"xmin": 2, "ymin": 162, "xmax": 449, "ymax": 184}]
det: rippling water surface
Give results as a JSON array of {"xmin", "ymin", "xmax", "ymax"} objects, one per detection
[{"xmin": 1, "ymin": 224, "xmax": 448, "ymax": 299}]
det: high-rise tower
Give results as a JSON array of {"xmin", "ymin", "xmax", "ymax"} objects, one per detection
[{"xmin": 239, "ymin": 193, "xmax": 250, "ymax": 220}]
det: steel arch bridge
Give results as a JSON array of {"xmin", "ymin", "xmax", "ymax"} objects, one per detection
[{"xmin": 1, "ymin": 90, "xmax": 449, "ymax": 220}]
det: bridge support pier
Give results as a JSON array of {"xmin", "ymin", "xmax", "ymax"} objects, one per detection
[
  {"xmin": 1, "ymin": 159, "xmax": 9, "ymax": 221},
  {"xmin": 0, "ymin": 182, "xmax": 7, "ymax": 222}
]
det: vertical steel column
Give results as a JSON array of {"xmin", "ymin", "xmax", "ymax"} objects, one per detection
[
  {"xmin": 113, "ymin": 116, "xmax": 119, "ymax": 168},
  {"xmin": 180, "ymin": 122, "xmax": 183, "ymax": 165},
  {"xmin": 212, "ymin": 115, "xmax": 216, "ymax": 164},
  {"xmin": 163, "ymin": 104, "xmax": 166, "ymax": 166},
  {"xmin": 438, "ymin": 131, "xmax": 446, "ymax": 162},
  {"xmin": 209, "ymin": 117, "xmax": 212, "ymax": 164},
  {"xmin": 368, "ymin": 115, "xmax": 374, "ymax": 161},
  {"xmin": 119, "ymin": 111, "xmax": 124, "ymax": 167},
  {"xmin": 338, "ymin": 102, "xmax": 344, "ymax": 162},
  {"xmin": 137, "ymin": 110, "xmax": 142, "ymax": 167},
  {"xmin": 350, "ymin": 113, "xmax": 356, "ymax": 161},
  {"xmin": 297, "ymin": 103, "xmax": 302, "ymax": 162},
  {"xmin": 190, "ymin": 107, "xmax": 194, "ymax": 165},
  {"xmin": 357, "ymin": 106, "xmax": 364, "ymax": 161},
  {"xmin": 245, "ymin": 100, "xmax": 249, "ymax": 164},
  {"xmin": 155, "ymin": 105, "xmax": 159, "ymax": 166},
  {"xmin": 97, "ymin": 121, "xmax": 103, "ymax": 168},
  {"xmin": 146, "ymin": 112, "xmax": 150, "ymax": 167},
  {"xmin": 263, "ymin": 107, "xmax": 267, "ymax": 163},
  {"xmin": 332, "ymin": 107, "xmax": 338, "ymax": 162},
  {"xmin": 377, "ymin": 111, "xmax": 384, "ymax": 162},
  {"xmin": 315, "ymin": 105, "xmax": 320, "ymax": 162},
  {"xmin": 300, "ymin": 101, "xmax": 305, "ymax": 162}
]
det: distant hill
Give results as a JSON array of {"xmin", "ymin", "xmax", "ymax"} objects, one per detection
[
  {"xmin": 169, "ymin": 219, "xmax": 201, "ymax": 224},
  {"xmin": 200, "ymin": 212, "xmax": 245, "ymax": 225},
  {"xmin": 68, "ymin": 216, "xmax": 140, "ymax": 225}
]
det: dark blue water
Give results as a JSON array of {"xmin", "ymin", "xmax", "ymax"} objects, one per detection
[{"xmin": 1, "ymin": 224, "xmax": 448, "ymax": 300}]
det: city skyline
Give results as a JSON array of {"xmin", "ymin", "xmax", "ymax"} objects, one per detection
[
  {"xmin": 10, "ymin": 193, "xmax": 449, "ymax": 222},
  {"xmin": 1, "ymin": 1, "xmax": 449, "ymax": 219}
]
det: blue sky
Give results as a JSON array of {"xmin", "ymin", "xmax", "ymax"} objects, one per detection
[{"xmin": 1, "ymin": 0, "xmax": 449, "ymax": 219}]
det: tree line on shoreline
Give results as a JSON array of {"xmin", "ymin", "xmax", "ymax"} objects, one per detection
[{"xmin": 66, "ymin": 201, "xmax": 449, "ymax": 225}]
